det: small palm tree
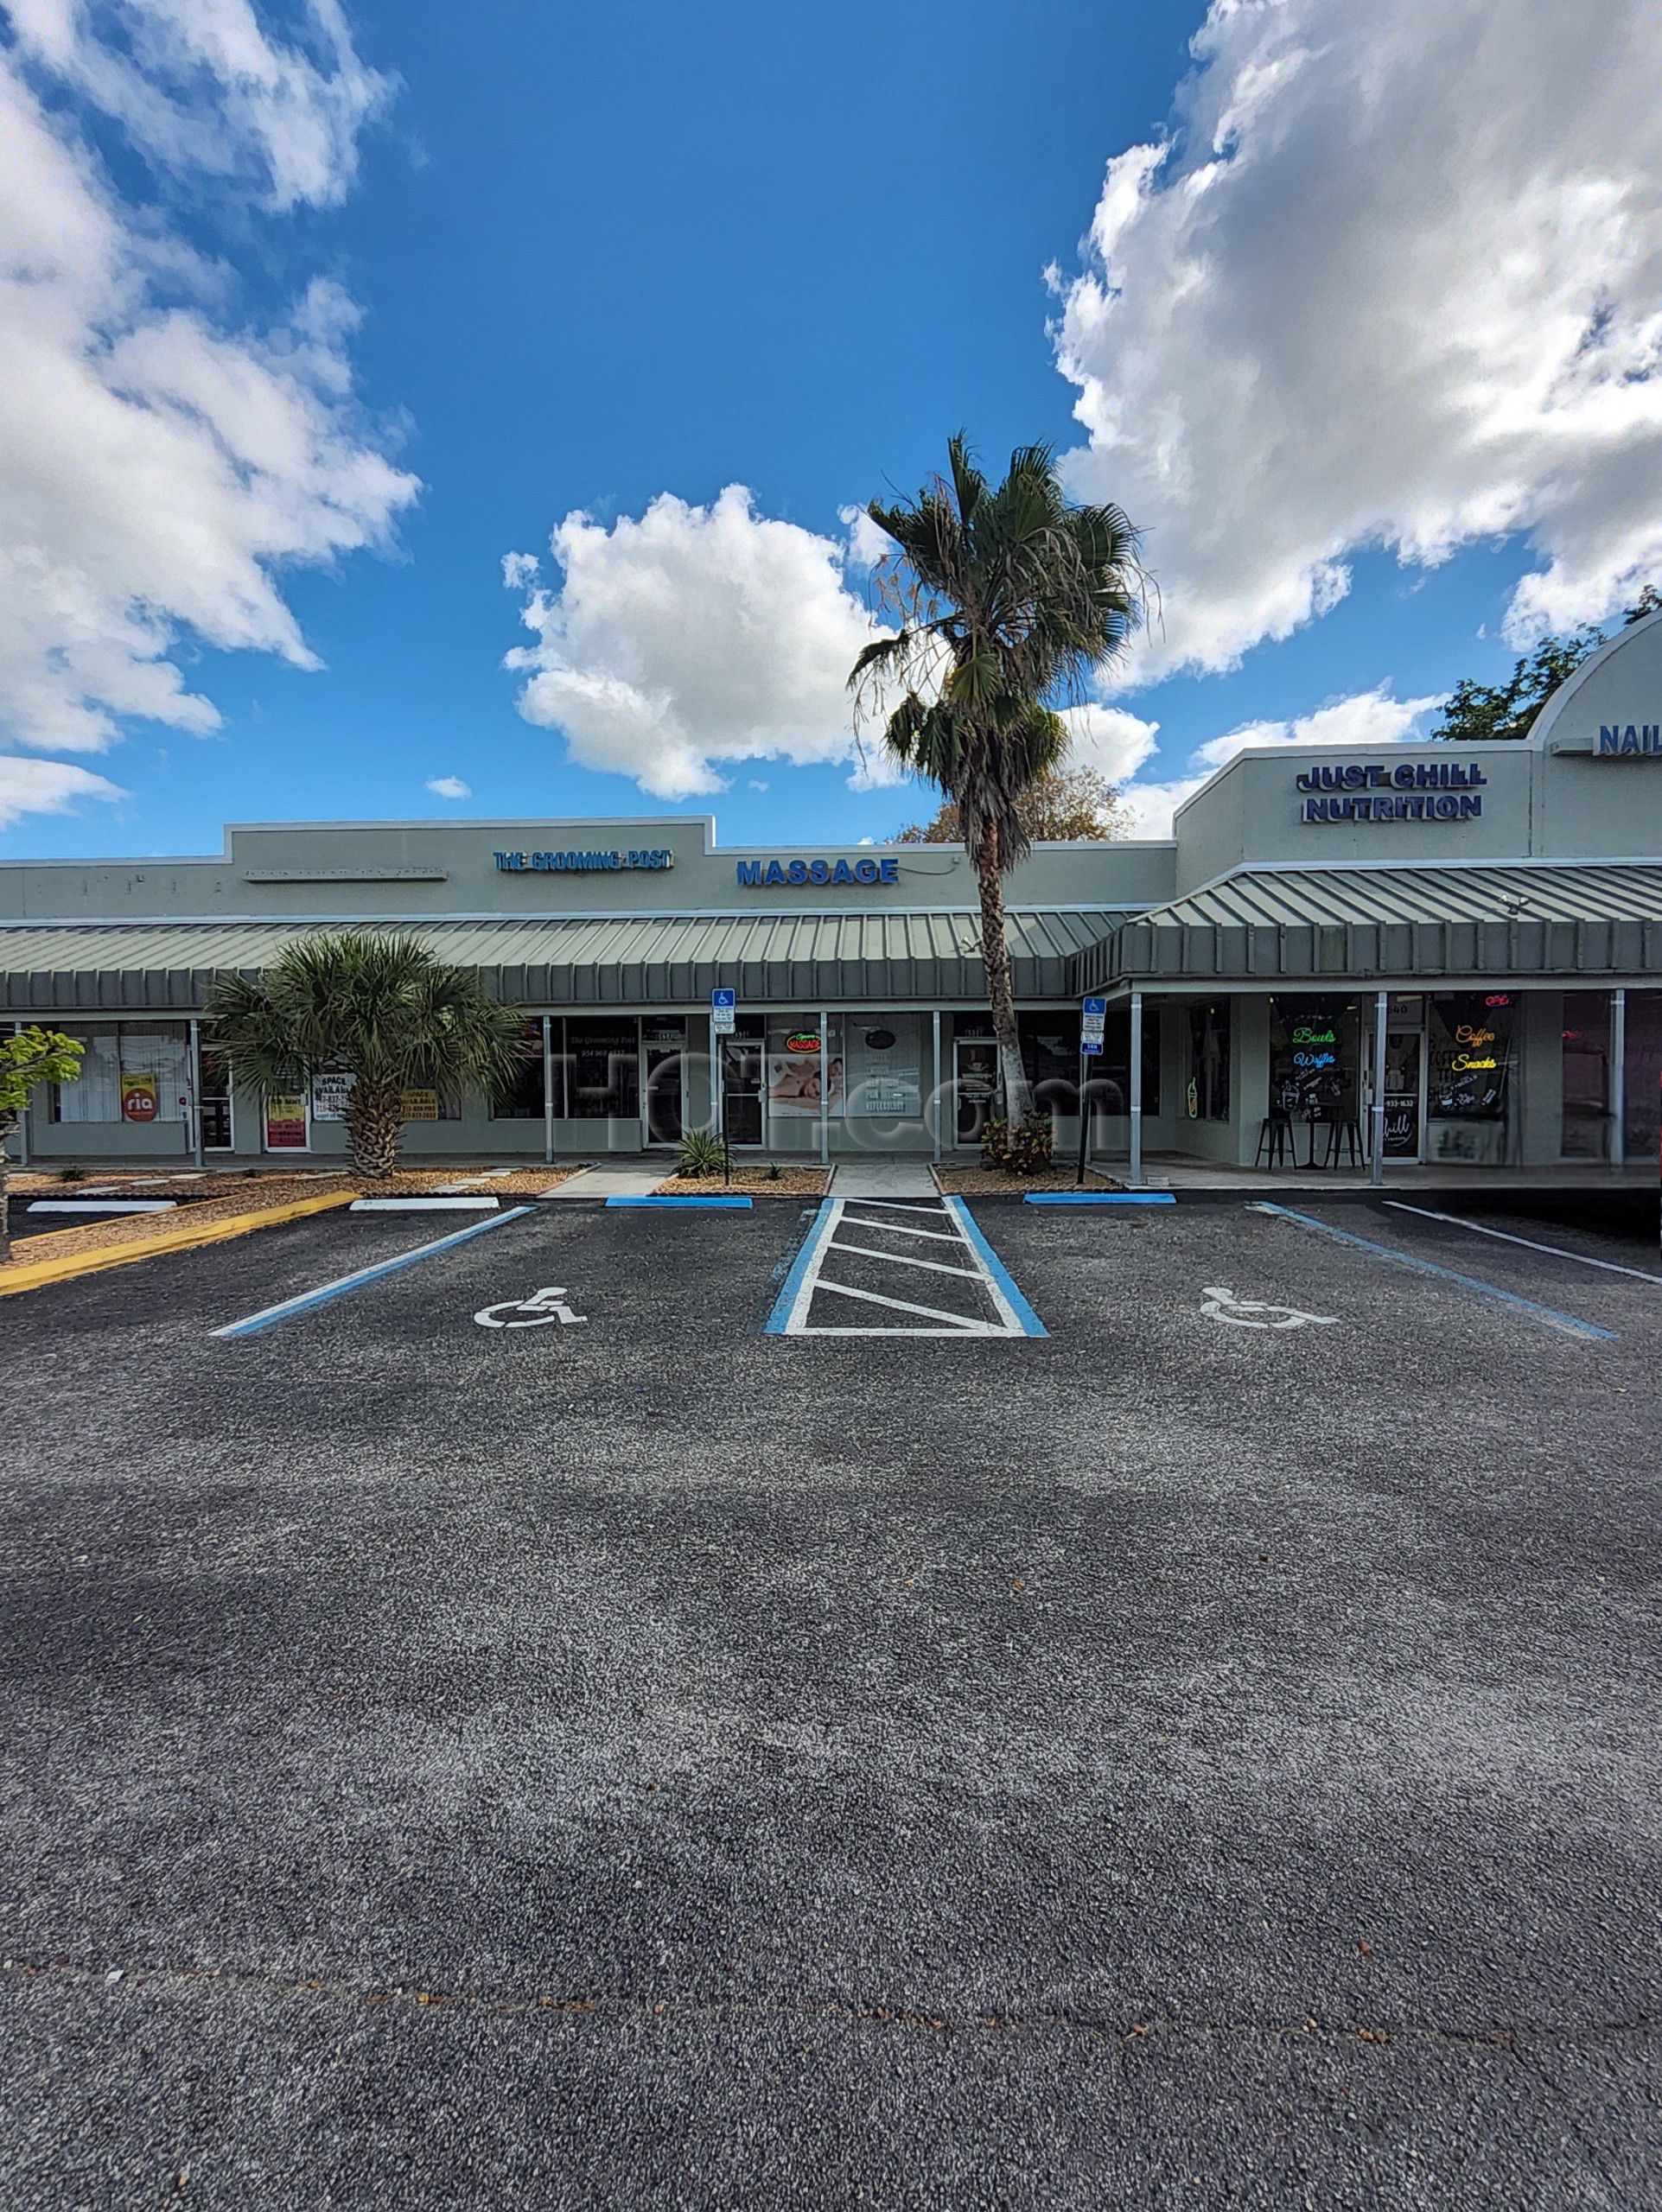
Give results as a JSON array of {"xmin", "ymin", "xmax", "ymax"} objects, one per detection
[
  {"xmin": 852, "ymin": 435, "xmax": 1144, "ymax": 1118},
  {"xmin": 204, "ymin": 931, "xmax": 530, "ymax": 1179}
]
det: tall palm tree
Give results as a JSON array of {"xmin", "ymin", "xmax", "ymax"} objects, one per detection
[
  {"xmin": 851, "ymin": 435, "xmax": 1144, "ymax": 1119},
  {"xmin": 204, "ymin": 931, "xmax": 530, "ymax": 1179}
]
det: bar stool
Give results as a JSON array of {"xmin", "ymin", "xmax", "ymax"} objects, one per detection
[
  {"xmin": 1321, "ymin": 1116, "xmax": 1364, "ymax": 1168},
  {"xmin": 1255, "ymin": 1108, "xmax": 1294, "ymax": 1168}
]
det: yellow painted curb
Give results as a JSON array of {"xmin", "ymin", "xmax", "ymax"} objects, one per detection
[{"xmin": 0, "ymin": 1189, "xmax": 359, "ymax": 1299}]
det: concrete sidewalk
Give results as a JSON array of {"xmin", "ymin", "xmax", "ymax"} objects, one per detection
[
  {"xmin": 828, "ymin": 1157, "xmax": 939, "ymax": 1199},
  {"xmin": 542, "ymin": 1162, "xmax": 664, "ymax": 1199}
]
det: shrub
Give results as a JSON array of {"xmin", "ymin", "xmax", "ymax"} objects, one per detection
[
  {"xmin": 58, "ymin": 1165, "xmax": 87, "ymax": 1182},
  {"xmin": 676, "ymin": 1128, "xmax": 727, "ymax": 1178},
  {"xmin": 980, "ymin": 1110, "xmax": 1054, "ymax": 1176}
]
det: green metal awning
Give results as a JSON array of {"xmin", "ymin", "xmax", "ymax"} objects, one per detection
[
  {"xmin": 0, "ymin": 907, "xmax": 1119, "ymax": 1016},
  {"xmin": 1073, "ymin": 863, "xmax": 1662, "ymax": 991}
]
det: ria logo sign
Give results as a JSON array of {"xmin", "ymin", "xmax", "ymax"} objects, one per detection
[{"xmin": 1597, "ymin": 724, "xmax": 1662, "ymax": 755}]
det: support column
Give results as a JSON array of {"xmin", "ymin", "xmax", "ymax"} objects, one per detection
[
  {"xmin": 1129, "ymin": 988, "xmax": 1144, "ymax": 1187},
  {"xmin": 1371, "ymin": 988, "xmax": 1389, "ymax": 1186},
  {"xmin": 541, "ymin": 1014, "xmax": 555, "ymax": 1165},
  {"xmin": 819, "ymin": 1008, "xmax": 831, "ymax": 1168},
  {"xmin": 1611, "ymin": 988, "xmax": 1627, "ymax": 1170},
  {"xmin": 931, "ymin": 1009, "xmax": 942, "ymax": 1166},
  {"xmin": 188, "ymin": 1018, "xmax": 205, "ymax": 1168},
  {"xmin": 709, "ymin": 1014, "xmax": 723, "ymax": 1138},
  {"xmin": 11, "ymin": 1020, "xmax": 28, "ymax": 1169}
]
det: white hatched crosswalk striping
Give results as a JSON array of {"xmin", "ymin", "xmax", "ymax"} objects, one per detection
[{"xmin": 766, "ymin": 1197, "xmax": 1046, "ymax": 1338}]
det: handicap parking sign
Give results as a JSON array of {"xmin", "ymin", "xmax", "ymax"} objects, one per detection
[
  {"xmin": 1081, "ymin": 994, "xmax": 1106, "ymax": 1055},
  {"xmin": 711, "ymin": 987, "xmax": 737, "ymax": 1035}
]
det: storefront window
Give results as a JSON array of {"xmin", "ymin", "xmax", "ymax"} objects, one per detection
[
  {"xmin": 564, "ymin": 1018, "xmax": 639, "ymax": 1120},
  {"xmin": 1425, "ymin": 992, "xmax": 1514, "ymax": 1166},
  {"xmin": 492, "ymin": 1021, "xmax": 549, "ymax": 1120},
  {"xmin": 51, "ymin": 1022, "xmax": 189, "ymax": 1123},
  {"xmin": 838, "ymin": 1014, "xmax": 924, "ymax": 1119},
  {"xmin": 1269, "ymin": 997, "xmax": 1362, "ymax": 1141},
  {"xmin": 1186, "ymin": 1002, "xmax": 1231, "ymax": 1122},
  {"xmin": 1018, "ymin": 1014, "xmax": 1077, "ymax": 1118},
  {"xmin": 1560, "ymin": 993, "xmax": 1611, "ymax": 1160},
  {"xmin": 765, "ymin": 1019, "xmax": 829, "ymax": 1122},
  {"xmin": 1624, "ymin": 991, "xmax": 1662, "ymax": 1166}
]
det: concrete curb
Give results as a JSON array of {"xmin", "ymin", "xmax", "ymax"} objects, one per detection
[{"xmin": 0, "ymin": 1189, "xmax": 357, "ymax": 1300}]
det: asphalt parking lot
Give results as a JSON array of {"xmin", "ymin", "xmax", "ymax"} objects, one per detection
[{"xmin": 4, "ymin": 1192, "xmax": 1660, "ymax": 2209}]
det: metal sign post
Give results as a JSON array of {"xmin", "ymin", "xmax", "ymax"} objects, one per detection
[
  {"xmin": 1078, "ymin": 996, "xmax": 1105, "ymax": 1185},
  {"xmin": 711, "ymin": 990, "xmax": 736, "ymax": 1185}
]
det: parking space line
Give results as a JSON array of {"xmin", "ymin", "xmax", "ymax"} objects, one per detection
[
  {"xmin": 814, "ymin": 1280, "xmax": 993, "ymax": 1329},
  {"xmin": 765, "ymin": 1196, "xmax": 1045, "ymax": 1337},
  {"xmin": 1251, "ymin": 1203, "xmax": 1617, "ymax": 1344},
  {"xmin": 829, "ymin": 1240, "xmax": 983, "ymax": 1279},
  {"xmin": 945, "ymin": 1198, "xmax": 1048, "ymax": 1338},
  {"xmin": 830, "ymin": 1215, "xmax": 963, "ymax": 1243},
  {"xmin": 1384, "ymin": 1202, "xmax": 1662, "ymax": 1285},
  {"xmin": 212, "ymin": 1206, "xmax": 536, "ymax": 1339}
]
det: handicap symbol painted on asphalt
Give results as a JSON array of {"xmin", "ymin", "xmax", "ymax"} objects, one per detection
[
  {"xmin": 1200, "ymin": 1286, "xmax": 1339, "ymax": 1331},
  {"xmin": 474, "ymin": 1286, "xmax": 588, "ymax": 1329}
]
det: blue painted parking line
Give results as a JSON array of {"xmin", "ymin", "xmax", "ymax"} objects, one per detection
[
  {"xmin": 1251, "ymin": 1202, "xmax": 1617, "ymax": 1344},
  {"xmin": 213, "ymin": 1206, "xmax": 536, "ymax": 1338},
  {"xmin": 765, "ymin": 1198, "xmax": 837, "ymax": 1332},
  {"xmin": 606, "ymin": 1195, "xmax": 753, "ymax": 1210},
  {"xmin": 766, "ymin": 1197, "xmax": 1045, "ymax": 1336},
  {"xmin": 944, "ymin": 1198, "xmax": 1048, "ymax": 1338},
  {"xmin": 1023, "ymin": 1191, "xmax": 1175, "ymax": 1206}
]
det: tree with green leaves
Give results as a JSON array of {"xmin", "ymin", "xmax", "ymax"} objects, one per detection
[
  {"xmin": 850, "ymin": 435, "xmax": 1145, "ymax": 1118},
  {"xmin": 1, "ymin": 1027, "xmax": 84, "ymax": 1260},
  {"xmin": 204, "ymin": 931, "xmax": 529, "ymax": 1179},
  {"xmin": 897, "ymin": 761, "xmax": 1130, "ymax": 845},
  {"xmin": 1432, "ymin": 587, "xmax": 1662, "ymax": 743}
]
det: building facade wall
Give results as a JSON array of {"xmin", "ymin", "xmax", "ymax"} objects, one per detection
[{"xmin": 7, "ymin": 609, "xmax": 1662, "ymax": 1174}]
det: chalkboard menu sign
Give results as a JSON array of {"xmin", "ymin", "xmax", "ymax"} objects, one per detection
[{"xmin": 1427, "ymin": 993, "xmax": 1513, "ymax": 1120}]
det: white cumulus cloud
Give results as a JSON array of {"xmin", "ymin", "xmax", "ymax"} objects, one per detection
[
  {"xmin": 502, "ymin": 486, "xmax": 887, "ymax": 800},
  {"xmin": 0, "ymin": 3, "xmax": 416, "ymax": 823},
  {"xmin": 0, "ymin": 755, "xmax": 127, "ymax": 830},
  {"xmin": 1191, "ymin": 684, "xmax": 1442, "ymax": 771},
  {"xmin": 1118, "ymin": 684, "xmax": 1440, "ymax": 836},
  {"xmin": 1060, "ymin": 702, "xmax": 1160, "ymax": 784},
  {"xmin": 1054, "ymin": 0, "xmax": 1662, "ymax": 681},
  {"xmin": 424, "ymin": 774, "xmax": 471, "ymax": 800},
  {"xmin": 5, "ymin": 0, "xmax": 392, "ymax": 211}
]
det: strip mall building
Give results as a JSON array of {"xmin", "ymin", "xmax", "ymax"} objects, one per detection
[{"xmin": 5, "ymin": 612, "xmax": 1662, "ymax": 1180}]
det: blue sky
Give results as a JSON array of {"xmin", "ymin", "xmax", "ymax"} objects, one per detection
[{"xmin": 2, "ymin": 0, "xmax": 1659, "ymax": 856}]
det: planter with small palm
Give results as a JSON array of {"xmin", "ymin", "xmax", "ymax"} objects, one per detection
[
  {"xmin": 850, "ymin": 435, "xmax": 1145, "ymax": 1122},
  {"xmin": 203, "ymin": 931, "xmax": 530, "ymax": 1182}
]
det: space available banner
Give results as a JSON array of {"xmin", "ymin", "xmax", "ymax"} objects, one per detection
[{"xmin": 310, "ymin": 1069, "xmax": 355, "ymax": 1121}]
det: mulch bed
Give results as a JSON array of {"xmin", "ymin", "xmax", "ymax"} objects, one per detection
[
  {"xmin": 931, "ymin": 1165, "xmax": 1128, "ymax": 1196},
  {"xmin": 653, "ymin": 1168, "xmax": 831, "ymax": 1197},
  {"xmin": 1, "ymin": 1164, "xmax": 584, "ymax": 1273}
]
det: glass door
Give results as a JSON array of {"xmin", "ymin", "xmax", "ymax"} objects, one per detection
[
  {"xmin": 722, "ymin": 1037, "xmax": 764, "ymax": 1147},
  {"xmin": 953, "ymin": 1036, "xmax": 1002, "ymax": 1147},
  {"xmin": 642, "ymin": 1021, "xmax": 685, "ymax": 1147},
  {"xmin": 198, "ymin": 1044, "xmax": 234, "ymax": 1151},
  {"xmin": 1383, "ymin": 1027, "xmax": 1423, "ymax": 1160}
]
